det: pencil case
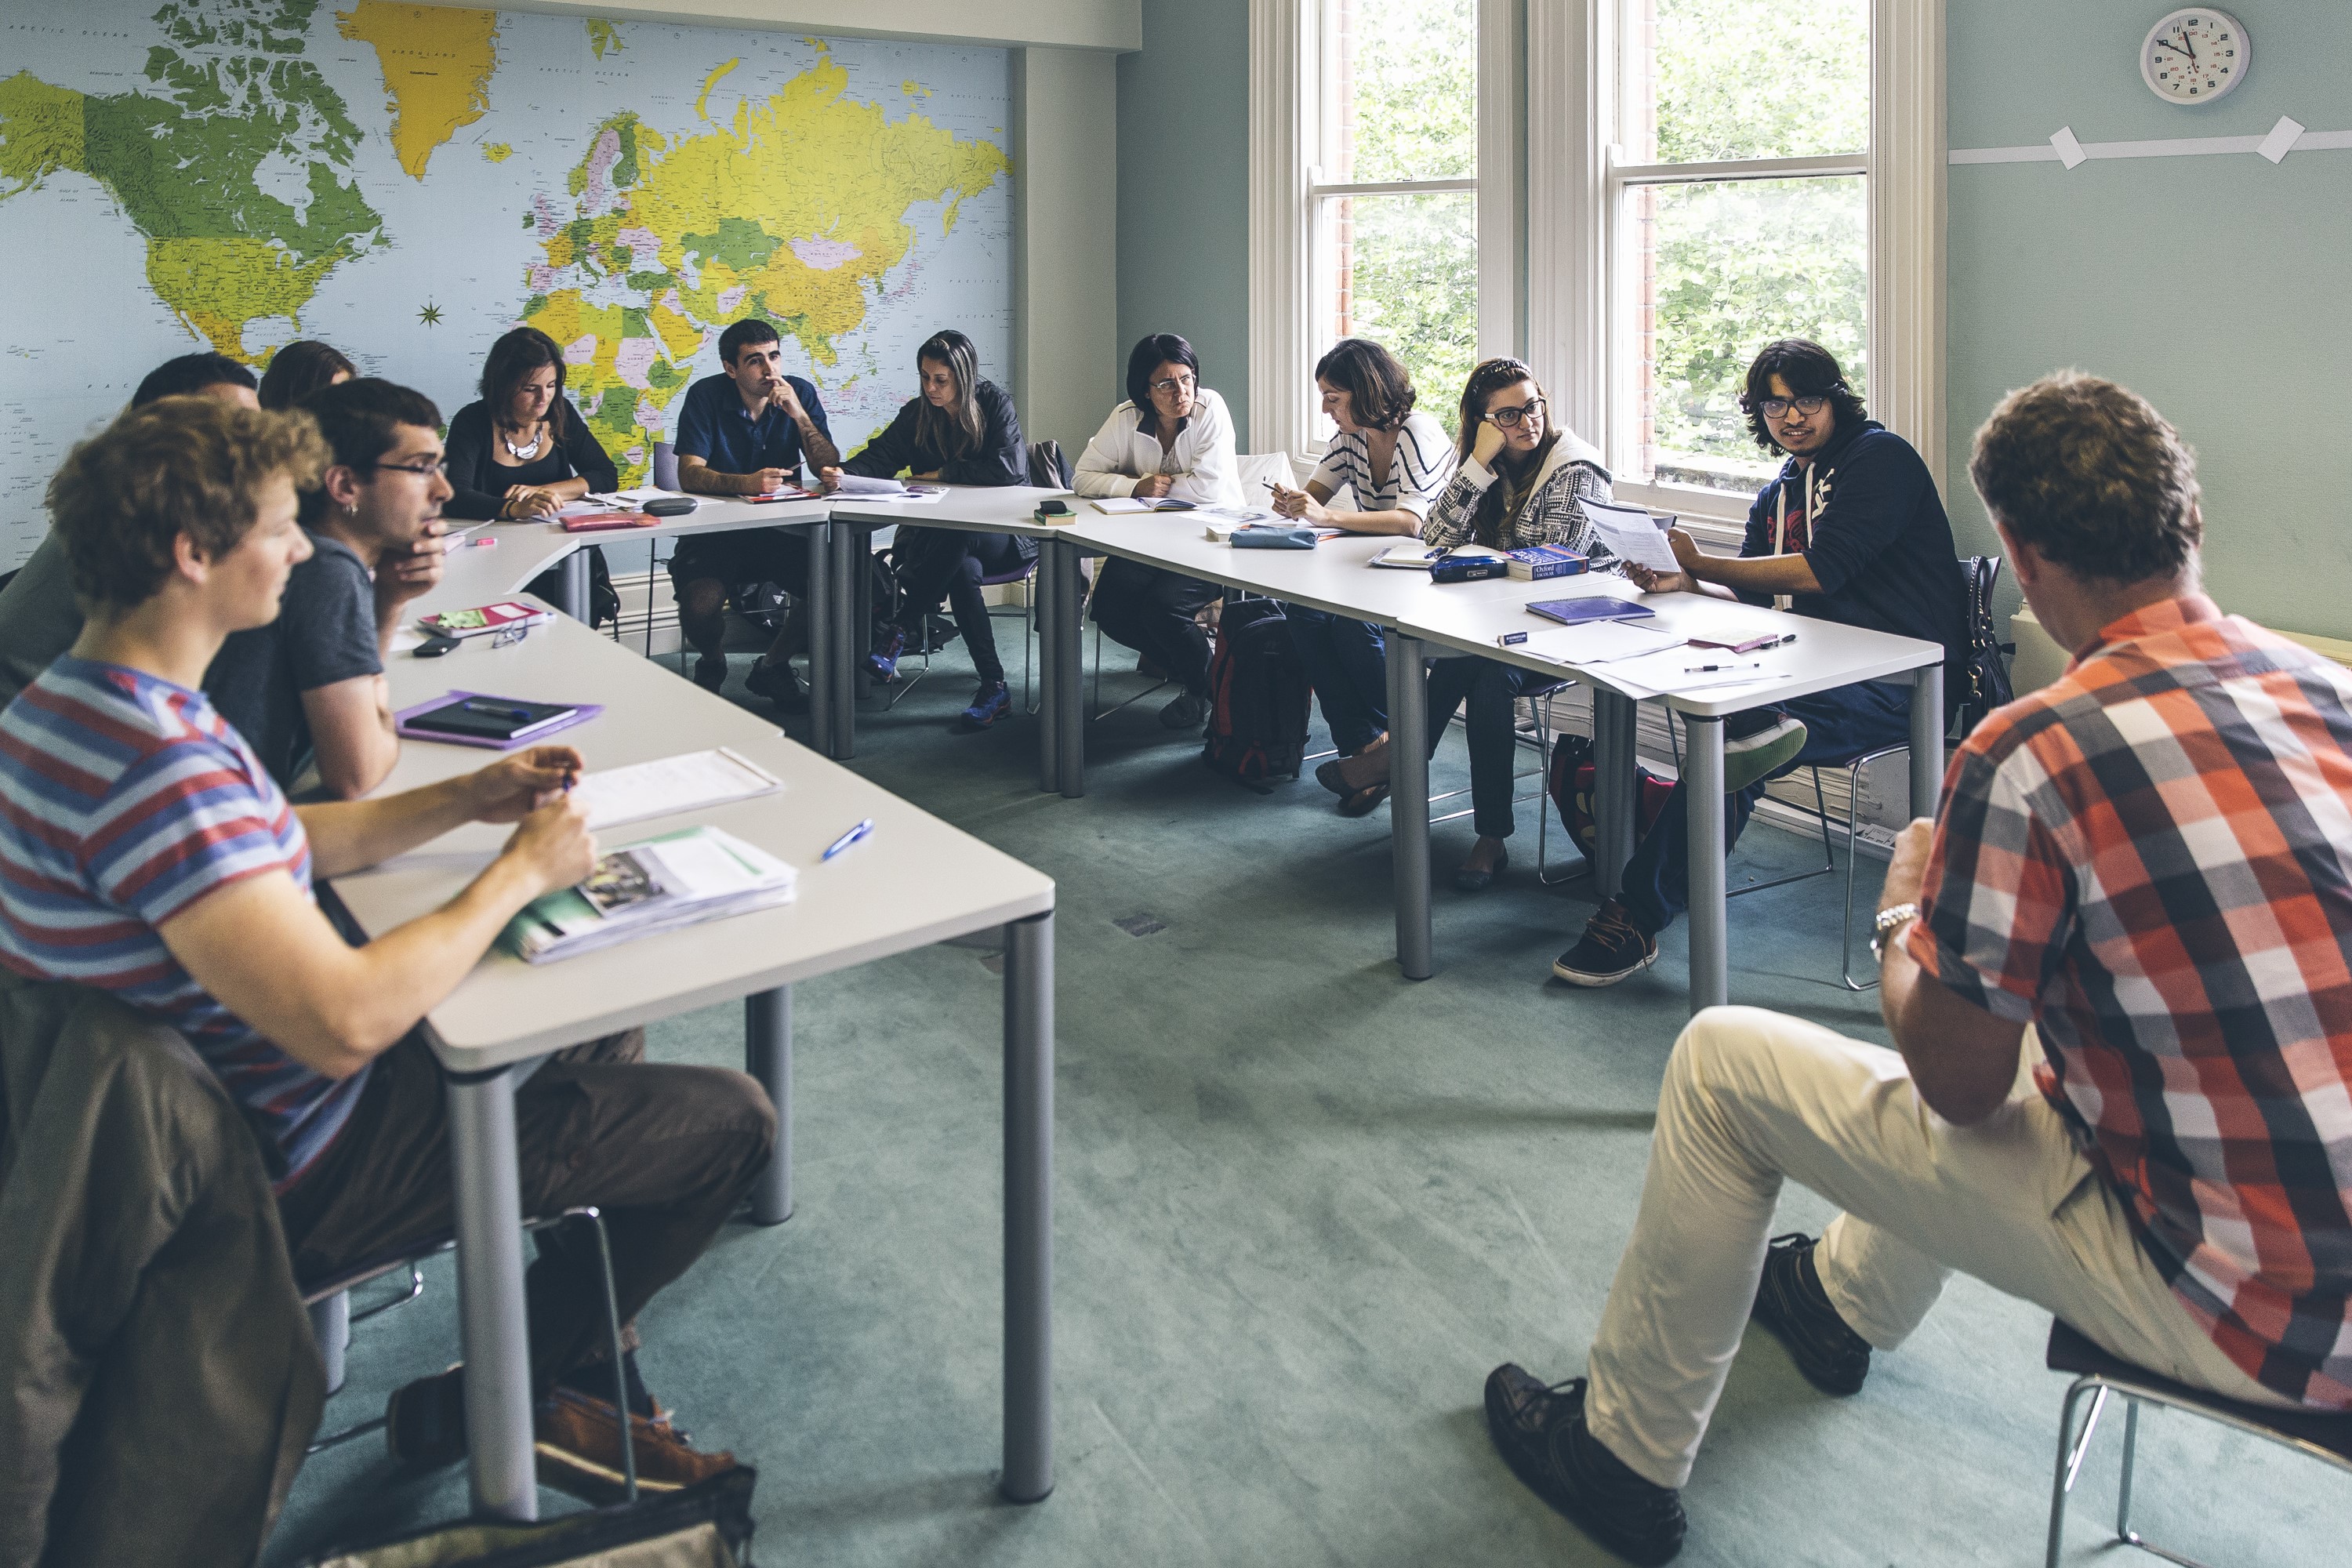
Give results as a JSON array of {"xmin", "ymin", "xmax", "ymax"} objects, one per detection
[
  {"xmin": 1231, "ymin": 524, "xmax": 1320, "ymax": 550},
  {"xmin": 1429, "ymin": 554, "xmax": 1511, "ymax": 583}
]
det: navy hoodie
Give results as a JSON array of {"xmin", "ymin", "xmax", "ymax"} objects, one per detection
[{"xmin": 1740, "ymin": 418, "xmax": 1966, "ymax": 707}]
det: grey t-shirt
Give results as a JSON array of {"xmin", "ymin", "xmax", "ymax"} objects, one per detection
[
  {"xmin": 0, "ymin": 533, "xmax": 83, "ymax": 716},
  {"xmin": 205, "ymin": 532, "xmax": 382, "ymax": 785}
]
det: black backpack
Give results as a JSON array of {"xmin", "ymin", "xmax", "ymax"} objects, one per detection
[
  {"xmin": 1954, "ymin": 554, "xmax": 2014, "ymax": 737},
  {"xmin": 1201, "ymin": 597, "xmax": 1309, "ymax": 790}
]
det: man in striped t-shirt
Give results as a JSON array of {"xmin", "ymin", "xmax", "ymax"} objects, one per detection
[
  {"xmin": 1480, "ymin": 374, "xmax": 2352, "ymax": 1566},
  {"xmin": 0, "ymin": 396, "xmax": 775, "ymax": 1500}
]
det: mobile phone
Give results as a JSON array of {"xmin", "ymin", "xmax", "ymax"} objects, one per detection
[{"xmin": 416, "ymin": 633, "xmax": 463, "ymax": 658}]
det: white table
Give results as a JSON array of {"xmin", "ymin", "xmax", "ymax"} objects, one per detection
[
  {"xmin": 1044, "ymin": 515, "xmax": 1944, "ymax": 1009},
  {"xmin": 332, "ymin": 612, "xmax": 1058, "ymax": 1519}
]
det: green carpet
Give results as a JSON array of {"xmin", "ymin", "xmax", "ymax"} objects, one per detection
[{"xmin": 267, "ymin": 639, "xmax": 2348, "ymax": 1566}]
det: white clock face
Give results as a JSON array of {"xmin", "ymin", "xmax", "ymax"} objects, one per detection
[{"xmin": 2141, "ymin": 9, "xmax": 2250, "ymax": 103}]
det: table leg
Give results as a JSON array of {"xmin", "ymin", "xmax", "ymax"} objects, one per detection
[
  {"xmin": 806, "ymin": 525, "xmax": 835, "ymax": 758},
  {"xmin": 745, "ymin": 986, "xmax": 792, "ymax": 1225},
  {"xmin": 1910, "ymin": 662, "xmax": 1944, "ymax": 818},
  {"xmin": 554, "ymin": 550, "xmax": 590, "ymax": 623},
  {"xmin": 853, "ymin": 525, "xmax": 875, "ymax": 702},
  {"xmin": 1036, "ymin": 539, "xmax": 1060, "ymax": 793},
  {"xmin": 830, "ymin": 522, "xmax": 858, "ymax": 759},
  {"xmin": 1000, "ymin": 910, "xmax": 1054, "ymax": 1504},
  {"xmin": 447, "ymin": 1066, "xmax": 537, "ymax": 1520},
  {"xmin": 1388, "ymin": 633, "xmax": 1433, "ymax": 981},
  {"xmin": 1593, "ymin": 688, "xmax": 1639, "ymax": 898},
  {"xmin": 1052, "ymin": 543, "xmax": 1084, "ymax": 799},
  {"xmin": 1683, "ymin": 713, "xmax": 1728, "ymax": 1013}
]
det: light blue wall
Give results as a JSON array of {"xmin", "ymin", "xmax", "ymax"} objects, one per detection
[
  {"xmin": 1116, "ymin": 0, "xmax": 1254, "ymax": 437},
  {"xmin": 1945, "ymin": 1, "xmax": 2352, "ymax": 636}
]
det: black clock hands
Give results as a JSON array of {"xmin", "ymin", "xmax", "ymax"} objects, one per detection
[{"xmin": 2156, "ymin": 38, "xmax": 2194, "ymax": 61}]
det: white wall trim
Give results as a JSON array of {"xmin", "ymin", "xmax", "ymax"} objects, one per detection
[
  {"xmin": 1248, "ymin": 0, "xmax": 1316, "ymax": 457},
  {"xmin": 405, "ymin": 0, "xmax": 1144, "ymax": 52},
  {"xmin": 1525, "ymin": 0, "xmax": 1610, "ymax": 457},
  {"xmin": 1476, "ymin": 0, "xmax": 1527, "ymax": 360},
  {"xmin": 1951, "ymin": 125, "xmax": 2352, "ymax": 165},
  {"xmin": 1870, "ymin": 0, "xmax": 1947, "ymax": 489}
]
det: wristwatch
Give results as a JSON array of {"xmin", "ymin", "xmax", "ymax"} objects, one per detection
[{"xmin": 1870, "ymin": 902, "xmax": 1921, "ymax": 963}]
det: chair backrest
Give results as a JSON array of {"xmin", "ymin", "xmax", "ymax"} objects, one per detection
[
  {"xmin": 1026, "ymin": 439, "xmax": 1073, "ymax": 490},
  {"xmin": 1234, "ymin": 452, "xmax": 1298, "ymax": 501},
  {"xmin": 651, "ymin": 439, "xmax": 679, "ymax": 492}
]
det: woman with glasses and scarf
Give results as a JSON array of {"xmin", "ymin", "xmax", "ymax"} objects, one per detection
[
  {"xmin": 822, "ymin": 329, "xmax": 1031, "ymax": 731},
  {"xmin": 1407, "ymin": 358, "xmax": 1610, "ymax": 890},
  {"xmin": 1075, "ymin": 333, "xmax": 1243, "ymax": 731}
]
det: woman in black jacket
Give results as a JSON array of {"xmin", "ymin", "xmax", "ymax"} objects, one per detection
[
  {"xmin": 444, "ymin": 327, "xmax": 619, "ymax": 521},
  {"xmin": 822, "ymin": 329, "xmax": 1033, "ymax": 731}
]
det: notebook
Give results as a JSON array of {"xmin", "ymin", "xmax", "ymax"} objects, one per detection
[
  {"xmin": 1525, "ymin": 597, "xmax": 1659, "ymax": 627},
  {"xmin": 401, "ymin": 695, "xmax": 582, "ymax": 744}
]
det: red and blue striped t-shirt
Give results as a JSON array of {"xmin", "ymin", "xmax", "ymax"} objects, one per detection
[{"xmin": 0, "ymin": 656, "xmax": 367, "ymax": 1189}]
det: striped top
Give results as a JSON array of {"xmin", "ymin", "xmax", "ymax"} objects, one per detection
[
  {"xmin": 1308, "ymin": 411, "xmax": 1454, "ymax": 519},
  {"xmin": 1909, "ymin": 595, "xmax": 2352, "ymax": 1408},
  {"xmin": 0, "ymin": 656, "xmax": 365, "ymax": 1190}
]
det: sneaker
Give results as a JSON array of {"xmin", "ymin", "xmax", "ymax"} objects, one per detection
[
  {"xmin": 959, "ymin": 680, "xmax": 1011, "ymax": 731},
  {"xmin": 1484, "ymin": 1365, "xmax": 1687, "ymax": 1566},
  {"xmin": 1552, "ymin": 898, "xmax": 1661, "ymax": 986},
  {"xmin": 1751, "ymin": 1232, "xmax": 1874, "ymax": 1396},
  {"xmin": 866, "ymin": 625, "xmax": 906, "ymax": 682},
  {"xmin": 1160, "ymin": 691, "xmax": 1209, "ymax": 730},
  {"xmin": 743, "ymin": 656, "xmax": 809, "ymax": 714},
  {"xmin": 386, "ymin": 1364, "xmax": 467, "ymax": 1469},
  {"xmin": 691, "ymin": 653, "xmax": 727, "ymax": 693},
  {"xmin": 533, "ymin": 1387, "xmax": 742, "ymax": 1506},
  {"xmin": 1721, "ymin": 712, "xmax": 1808, "ymax": 793}
]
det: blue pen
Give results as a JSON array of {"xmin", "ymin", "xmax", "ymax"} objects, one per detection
[{"xmin": 822, "ymin": 818, "xmax": 875, "ymax": 860}]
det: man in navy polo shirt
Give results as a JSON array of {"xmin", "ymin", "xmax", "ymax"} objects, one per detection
[{"xmin": 670, "ymin": 318, "xmax": 840, "ymax": 709}]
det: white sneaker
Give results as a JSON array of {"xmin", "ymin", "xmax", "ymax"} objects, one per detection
[{"xmin": 1721, "ymin": 715, "xmax": 1807, "ymax": 793}]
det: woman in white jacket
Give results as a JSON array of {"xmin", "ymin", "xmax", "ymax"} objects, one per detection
[{"xmin": 1075, "ymin": 334, "xmax": 1243, "ymax": 731}]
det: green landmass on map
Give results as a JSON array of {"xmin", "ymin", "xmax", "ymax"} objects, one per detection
[{"xmin": 0, "ymin": 0, "xmax": 383, "ymax": 362}]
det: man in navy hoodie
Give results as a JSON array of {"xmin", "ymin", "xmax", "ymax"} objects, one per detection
[{"xmin": 1552, "ymin": 339, "xmax": 1965, "ymax": 986}]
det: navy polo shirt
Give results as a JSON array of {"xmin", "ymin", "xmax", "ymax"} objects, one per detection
[{"xmin": 672, "ymin": 372, "xmax": 829, "ymax": 477}]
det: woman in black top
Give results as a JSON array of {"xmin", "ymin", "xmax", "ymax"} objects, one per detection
[
  {"xmin": 820, "ymin": 329, "xmax": 1033, "ymax": 732},
  {"xmin": 444, "ymin": 327, "xmax": 619, "ymax": 521}
]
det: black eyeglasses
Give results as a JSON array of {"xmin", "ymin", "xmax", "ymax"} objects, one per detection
[
  {"xmin": 1758, "ymin": 394, "xmax": 1828, "ymax": 420},
  {"xmin": 1486, "ymin": 397, "xmax": 1546, "ymax": 428},
  {"xmin": 370, "ymin": 456, "xmax": 448, "ymax": 477}
]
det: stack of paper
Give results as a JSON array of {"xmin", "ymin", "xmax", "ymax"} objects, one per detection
[
  {"xmin": 505, "ymin": 826, "xmax": 797, "ymax": 964},
  {"xmin": 572, "ymin": 748, "xmax": 782, "ymax": 833},
  {"xmin": 1513, "ymin": 622, "xmax": 1684, "ymax": 666}
]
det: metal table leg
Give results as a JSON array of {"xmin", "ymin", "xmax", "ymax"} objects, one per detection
[
  {"xmin": 852, "ymin": 524, "xmax": 874, "ymax": 702},
  {"xmin": 1052, "ymin": 543, "xmax": 1084, "ymax": 799},
  {"xmin": 554, "ymin": 550, "xmax": 590, "ymax": 622},
  {"xmin": 745, "ymin": 986, "xmax": 792, "ymax": 1225},
  {"xmin": 448, "ymin": 1066, "xmax": 537, "ymax": 1520},
  {"xmin": 806, "ymin": 525, "xmax": 834, "ymax": 757},
  {"xmin": 1036, "ymin": 539, "xmax": 1060, "ymax": 793},
  {"xmin": 1684, "ymin": 713, "xmax": 1729, "ymax": 1013},
  {"xmin": 829, "ymin": 522, "xmax": 858, "ymax": 758},
  {"xmin": 1388, "ymin": 633, "xmax": 1433, "ymax": 981},
  {"xmin": 1910, "ymin": 663, "xmax": 1944, "ymax": 819},
  {"xmin": 1593, "ymin": 688, "xmax": 1639, "ymax": 898},
  {"xmin": 1000, "ymin": 911, "xmax": 1055, "ymax": 1504}
]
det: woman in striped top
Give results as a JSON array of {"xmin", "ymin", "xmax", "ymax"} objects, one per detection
[{"xmin": 1271, "ymin": 339, "xmax": 1454, "ymax": 817}]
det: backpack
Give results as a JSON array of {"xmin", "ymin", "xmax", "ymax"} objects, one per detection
[
  {"xmin": 1025, "ymin": 438, "xmax": 1073, "ymax": 489},
  {"xmin": 1953, "ymin": 554, "xmax": 2015, "ymax": 737},
  {"xmin": 1545, "ymin": 732, "xmax": 1678, "ymax": 856},
  {"xmin": 1201, "ymin": 597, "xmax": 1309, "ymax": 790}
]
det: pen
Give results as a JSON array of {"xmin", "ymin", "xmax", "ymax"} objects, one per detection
[
  {"xmin": 463, "ymin": 699, "xmax": 534, "ymax": 720},
  {"xmin": 822, "ymin": 818, "xmax": 875, "ymax": 860},
  {"xmin": 1685, "ymin": 662, "xmax": 1762, "ymax": 673}
]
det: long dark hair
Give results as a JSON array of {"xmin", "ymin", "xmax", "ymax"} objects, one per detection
[
  {"xmin": 913, "ymin": 329, "xmax": 985, "ymax": 458},
  {"xmin": 1125, "ymin": 332, "xmax": 1200, "ymax": 413},
  {"xmin": 1739, "ymin": 339, "xmax": 1867, "ymax": 451},
  {"xmin": 258, "ymin": 339, "xmax": 354, "ymax": 410},
  {"xmin": 481, "ymin": 326, "xmax": 571, "ymax": 441},
  {"xmin": 1452, "ymin": 358, "xmax": 1557, "ymax": 470},
  {"xmin": 1314, "ymin": 338, "xmax": 1414, "ymax": 433}
]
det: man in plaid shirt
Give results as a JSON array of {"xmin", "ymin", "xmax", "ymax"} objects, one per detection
[{"xmin": 1481, "ymin": 372, "xmax": 2352, "ymax": 1566}]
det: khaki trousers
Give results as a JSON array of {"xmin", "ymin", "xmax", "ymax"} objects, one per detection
[{"xmin": 1584, "ymin": 1006, "xmax": 2289, "ymax": 1490}]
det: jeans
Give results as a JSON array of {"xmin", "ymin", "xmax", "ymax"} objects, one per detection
[
  {"xmin": 1286, "ymin": 606, "xmax": 1388, "ymax": 753},
  {"xmin": 1621, "ymin": 679, "xmax": 1917, "ymax": 935},
  {"xmin": 890, "ymin": 527, "xmax": 1031, "ymax": 685},
  {"xmin": 1424, "ymin": 655, "xmax": 1561, "ymax": 840},
  {"xmin": 1584, "ymin": 1008, "xmax": 2289, "ymax": 1489},
  {"xmin": 1091, "ymin": 560, "xmax": 1221, "ymax": 698}
]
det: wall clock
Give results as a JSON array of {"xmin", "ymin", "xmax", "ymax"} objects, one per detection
[{"xmin": 2140, "ymin": 9, "xmax": 2250, "ymax": 103}]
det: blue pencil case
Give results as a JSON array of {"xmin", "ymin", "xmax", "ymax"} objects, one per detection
[{"xmin": 1231, "ymin": 524, "xmax": 1322, "ymax": 550}]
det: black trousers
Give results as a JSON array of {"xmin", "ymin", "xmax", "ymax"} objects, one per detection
[
  {"xmin": 890, "ymin": 527, "xmax": 1029, "ymax": 685},
  {"xmin": 277, "ymin": 1032, "xmax": 775, "ymax": 1396},
  {"xmin": 1091, "ymin": 560, "xmax": 1221, "ymax": 698}
]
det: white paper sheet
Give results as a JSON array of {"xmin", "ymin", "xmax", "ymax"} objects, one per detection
[
  {"xmin": 1580, "ymin": 499, "xmax": 1683, "ymax": 573},
  {"xmin": 573, "ymin": 748, "xmax": 782, "ymax": 833},
  {"xmin": 1600, "ymin": 644, "xmax": 1791, "ymax": 699},
  {"xmin": 1513, "ymin": 621, "xmax": 1684, "ymax": 666},
  {"xmin": 831, "ymin": 474, "xmax": 907, "ymax": 496}
]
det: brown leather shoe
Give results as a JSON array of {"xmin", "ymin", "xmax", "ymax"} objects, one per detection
[{"xmin": 533, "ymin": 1388, "xmax": 742, "ymax": 1504}]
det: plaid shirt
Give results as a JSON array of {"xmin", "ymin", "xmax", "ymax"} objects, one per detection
[{"xmin": 1908, "ymin": 594, "xmax": 2352, "ymax": 1408}]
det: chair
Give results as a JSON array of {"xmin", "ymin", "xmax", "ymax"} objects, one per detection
[
  {"xmin": 2043, "ymin": 1319, "xmax": 2352, "ymax": 1567},
  {"xmin": 1428, "ymin": 673, "xmax": 1584, "ymax": 884},
  {"xmin": 301, "ymin": 1208, "xmax": 637, "ymax": 1501}
]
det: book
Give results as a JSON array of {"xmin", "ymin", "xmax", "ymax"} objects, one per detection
[
  {"xmin": 561, "ymin": 510, "xmax": 659, "ymax": 533},
  {"xmin": 1506, "ymin": 543, "xmax": 1590, "ymax": 580},
  {"xmin": 504, "ymin": 826, "xmax": 797, "ymax": 964},
  {"xmin": 1090, "ymin": 496, "xmax": 1196, "ymax": 515},
  {"xmin": 401, "ymin": 694, "xmax": 582, "ymax": 744},
  {"xmin": 1371, "ymin": 543, "xmax": 1443, "ymax": 569},
  {"xmin": 1525, "ymin": 597, "xmax": 1659, "ymax": 627},
  {"xmin": 416, "ymin": 601, "xmax": 553, "ymax": 639}
]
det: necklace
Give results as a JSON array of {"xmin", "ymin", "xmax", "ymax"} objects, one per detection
[{"xmin": 502, "ymin": 424, "xmax": 544, "ymax": 461}]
